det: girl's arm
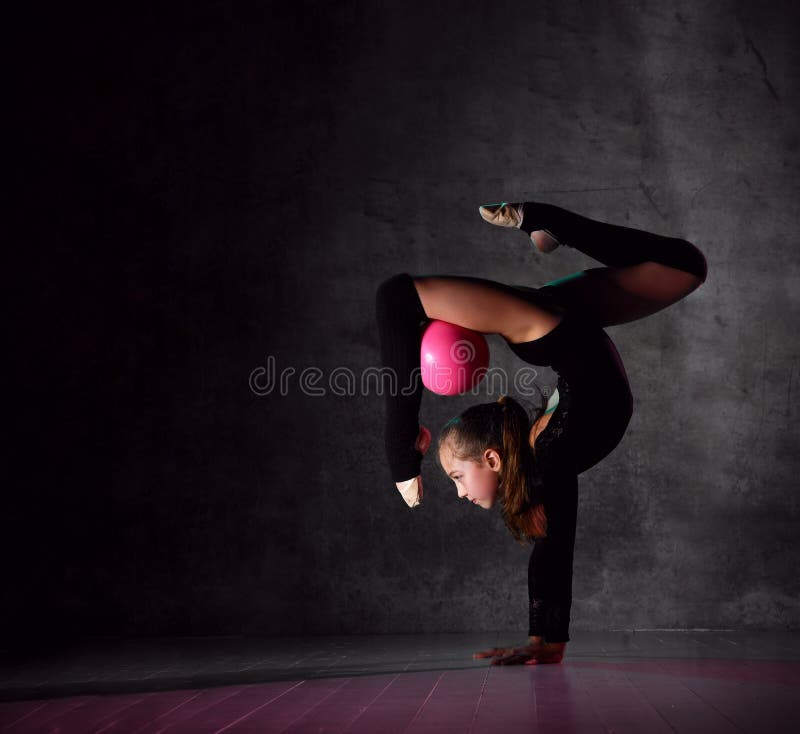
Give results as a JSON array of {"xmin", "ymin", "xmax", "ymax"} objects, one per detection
[{"xmin": 528, "ymin": 446, "xmax": 579, "ymax": 644}]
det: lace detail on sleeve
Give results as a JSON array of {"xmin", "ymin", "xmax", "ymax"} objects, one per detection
[{"xmin": 533, "ymin": 374, "xmax": 572, "ymax": 455}]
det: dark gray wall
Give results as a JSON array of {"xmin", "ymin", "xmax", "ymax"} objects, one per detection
[{"xmin": 7, "ymin": 0, "xmax": 799, "ymax": 644}]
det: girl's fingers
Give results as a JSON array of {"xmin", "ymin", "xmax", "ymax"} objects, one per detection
[
  {"xmin": 525, "ymin": 652, "xmax": 563, "ymax": 665},
  {"xmin": 475, "ymin": 646, "xmax": 532, "ymax": 661},
  {"xmin": 492, "ymin": 653, "xmax": 528, "ymax": 666}
]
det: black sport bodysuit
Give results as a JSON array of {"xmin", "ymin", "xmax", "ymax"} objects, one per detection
[{"xmin": 375, "ymin": 202, "xmax": 708, "ymax": 643}]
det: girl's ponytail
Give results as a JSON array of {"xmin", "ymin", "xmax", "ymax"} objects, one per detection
[{"xmin": 497, "ymin": 395, "xmax": 548, "ymax": 544}]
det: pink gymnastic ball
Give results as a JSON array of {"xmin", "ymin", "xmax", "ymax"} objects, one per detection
[{"xmin": 420, "ymin": 320, "xmax": 490, "ymax": 396}]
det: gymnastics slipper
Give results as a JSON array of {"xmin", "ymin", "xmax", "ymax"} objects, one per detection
[
  {"xmin": 479, "ymin": 202, "xmax": 562, "ymax": 254},
  {"xmin": 478, "ymin": 202, "xmax": 524, "ymax": 228},
  {"xmin": 396, "ymin": 476, "xmax": 422, "ymax": 508}
]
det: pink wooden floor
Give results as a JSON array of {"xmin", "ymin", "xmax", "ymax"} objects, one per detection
[{"xmin": 1, "ymin": 631, "xmax": 798, "ymax": 733}]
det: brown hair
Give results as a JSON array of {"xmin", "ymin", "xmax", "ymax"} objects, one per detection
[{"xmin": 435, "ymin": 393, "xmax": 548, "ymax": 545}]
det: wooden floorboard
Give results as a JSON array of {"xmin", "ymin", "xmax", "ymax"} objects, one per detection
[{"xmin": 1, "ymin": 632, "xmax": 799, "ymax": 733}]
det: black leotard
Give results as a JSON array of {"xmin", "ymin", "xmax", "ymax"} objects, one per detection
[
  {"xmin": 507, "ymin": 296, "xmax": 633, "ymax": 643},
  {"xmin": 375, "ymin": 273, "xmax": 630, "ymax": 643}
]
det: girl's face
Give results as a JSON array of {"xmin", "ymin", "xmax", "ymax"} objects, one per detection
[{"xmin": 439, "ymin": 445, "xmax": 503, "ymax": 509}]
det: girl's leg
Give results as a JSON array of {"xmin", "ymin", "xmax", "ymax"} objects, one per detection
[
  {"xmin": 520, "ymin": 202, "xmax": 708, "ymax": 327},
  {"xmin": 539, "ymin": 264, "xmax": 702, "ymax": 327},
  {"xmin": 411, "ymin": 274, "xmax": 564, "ymax": 344},
  {"xmin": 376, "ymin": 272, "xmax": 566, "ymax": 483}
]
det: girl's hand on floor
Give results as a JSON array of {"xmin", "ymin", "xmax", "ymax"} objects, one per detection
[
  {"xmin": 473, "ymin": 644, "xmax": 535, "ymax": 664},
  {"xmin": 473, "ymin": 641, "xmax": 566, "ymax": 665},
  {"xmin": 524, "ymin": 641, "xmax": 566, "ymax": 665}
]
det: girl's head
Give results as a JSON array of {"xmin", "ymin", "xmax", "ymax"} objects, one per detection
[{"xmin": 435, "ymin": 393, "xmax": 549, "ymax": 544}]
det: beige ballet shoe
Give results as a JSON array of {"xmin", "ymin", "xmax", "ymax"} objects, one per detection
[
  {"xmin": 394, "ymin": 425, "xmax": 430, "ymax": 508},
  {"xmin": 396, "ymin": 476, "xmax": 422, "ymax": 508},
  {"xmin": 479, "ymin": 203, "xmax": 562, "ymax": 254},
  {"xmin": 478, "ymin": 202, "xmax": 524, "ymax": 228}
]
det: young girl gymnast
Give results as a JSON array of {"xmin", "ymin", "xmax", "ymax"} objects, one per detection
[{"xmin": 374, "ymin": 201, "xmax": 708, "ymax": 665}]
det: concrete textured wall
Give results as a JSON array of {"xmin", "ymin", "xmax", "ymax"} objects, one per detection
[{"xmin": 8, "ymin": 0, "xmax": 799, "ymax": 642}]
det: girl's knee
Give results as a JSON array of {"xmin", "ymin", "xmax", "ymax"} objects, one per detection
[{"xmin": 683, "ymin": 240, "xmax": 708, "ymax": 284}]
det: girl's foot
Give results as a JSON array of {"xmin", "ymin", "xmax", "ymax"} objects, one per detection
[
  {"xmin": 478, "ymin": 202, "xmax": 524, "ymax": 228},
  {"xmin": 530, "ymin": 229, "xmax": 561, "ymax": 254},
  {"xmin": 479, "ymin": 202, "xmax": 562, "ymax": 254}
]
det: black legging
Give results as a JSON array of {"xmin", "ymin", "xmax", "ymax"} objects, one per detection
[{"xmin": 519, "ymin": 200, "xmax": 707, "ymax": 281}]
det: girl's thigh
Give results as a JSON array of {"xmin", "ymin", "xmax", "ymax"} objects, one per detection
[
  {"xmin": 413, "ymin": 274, "xmax": 564, "ymax": 344},
  {"xmin": 570, "ymin": 389, "xmax": 633, "ymax": 474},
  {"xmin": 561, "ymin": 332, "xmax": 634, "ymax": 475},
  {"xmin": 508, "ymin": 283, "xmax": 635, "ymax": 472},
  {"xmin": 537, "ymin": 265, "xmax": 701, "ymax": 328}
]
